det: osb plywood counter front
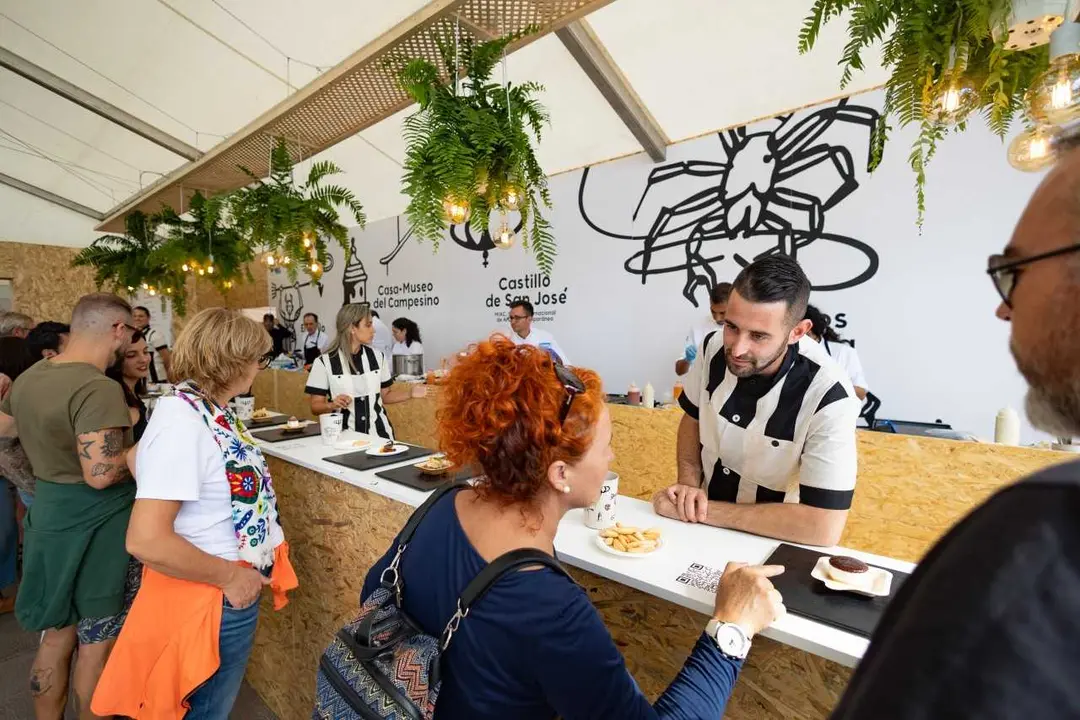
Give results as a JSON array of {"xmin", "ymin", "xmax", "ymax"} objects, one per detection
[{"xmin": 247, "ymin": 369, "xmax": 1069, "ymax": 718}]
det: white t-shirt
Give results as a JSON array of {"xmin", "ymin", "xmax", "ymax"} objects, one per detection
[
  {"xmin": 392, "ymin": 341, "xmax": 424, "ymax": 357},
  {"xmin": 509, "ymin": 327, "xmax": 571, "ymax": 366},
  {"xmin": 135, "ymin": 396, "xmax": 238, "ymax": 560},
  {"xmin": 142, "ymin": 325, "xmax": 169, "ymax": 383},
  {"xmin": 822, "ymin": 338, "xmax": 869, "ymax": 391}
]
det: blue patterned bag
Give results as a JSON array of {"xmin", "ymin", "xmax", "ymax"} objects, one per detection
[{"xmin": 314, "ymin": 483, "xmax": 569, "ymax": 719}]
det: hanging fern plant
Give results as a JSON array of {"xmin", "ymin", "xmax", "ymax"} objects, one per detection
[
  {"xmin": 229, "ymin": 136, "xmax": 365, "ymax": 280},
  {"xmin": 157, "ymin": 192, "xmax": 255, "ymax": 301},
  {"xmin": 799, "ymin": 0, "xmax": 1048, "ymax": 225},
  {"xmin": 398, "ymin": 28, "xmax": 556, "ymax": 274}
]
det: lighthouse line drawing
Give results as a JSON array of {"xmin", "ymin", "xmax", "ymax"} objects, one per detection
[{"xmin": 342, "ymin": 235, "xmax": 369, "ymax": 304}]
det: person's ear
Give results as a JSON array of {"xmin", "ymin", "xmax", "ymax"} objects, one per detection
[
  {"xmin": 790, "ymin": 318, "xmax": 812, "ymax": 344},
  {"xmin": 546, "ymin": 460, "xmax": 571, "ymax": 496}
]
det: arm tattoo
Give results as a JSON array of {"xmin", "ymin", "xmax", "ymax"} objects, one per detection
[
  {"xmin": 91, "ymin": 462, "xmax": 111, "ymax": 477},
  {"xmin": 90, "ymin": 461, "xmax": 133, "ymax": 485},
  {"xmin": 101, "ymin": 429, "xmax": 124, "ymax": 458},
  {"xmin": 78, "ymin": 436, "xmax": 94, "ymax": 459}
]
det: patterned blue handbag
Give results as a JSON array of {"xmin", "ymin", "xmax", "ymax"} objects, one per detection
[{"xmin": 314, "ymin": 482, "xmax": 569, "ymax": 719}]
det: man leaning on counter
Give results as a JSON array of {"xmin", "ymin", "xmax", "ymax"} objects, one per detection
[{"xmin": 654, "ymin": 255, "xmax": 861, "ymax": 547}]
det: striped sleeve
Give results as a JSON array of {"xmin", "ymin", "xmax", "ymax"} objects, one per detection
[
  {"xmin": 798, "ymin": 391, "xmax": 860, "ymax": 510},
  {"xmin": 304, "ymin": 355, "xmax": 330, "ymax": 396},
  {"xmin": 679, "ymin": 330, "xmax": 716, "ymax": 421}
]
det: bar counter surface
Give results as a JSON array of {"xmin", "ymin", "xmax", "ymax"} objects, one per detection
[{"xmin": 246, "ymin": 370, "xmax": 1070, "ymax": 719}]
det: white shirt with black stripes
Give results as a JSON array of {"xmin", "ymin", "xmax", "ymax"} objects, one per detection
[
  {"xmin": 678, "ymin": 333, "xmax": 860, "ymax": 510},
  {"xmin": 304, "ymin": 347, "xmax": 395, "ymax": 440}
]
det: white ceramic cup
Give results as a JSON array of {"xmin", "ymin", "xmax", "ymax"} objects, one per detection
[
  {"xmin": 320, "ymin": 413, "xmax": 343, "ymax": 445},
  {"xmin": 233, "ymin": 396, "xmax": 255, "ymax": 422},
  {"xmin": 584, "ymin": 472, "xmax": 619, "ymax": 529}
]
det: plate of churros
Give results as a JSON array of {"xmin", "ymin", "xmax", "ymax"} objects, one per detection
[{"xmin": 595, "ymin": 523, "xmax": 663, "ymax": 558}]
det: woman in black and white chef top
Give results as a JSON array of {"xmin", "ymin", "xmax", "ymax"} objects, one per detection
[{"xmin": 305, "ymin": 303, "xmax": 424, "ymax": 439}]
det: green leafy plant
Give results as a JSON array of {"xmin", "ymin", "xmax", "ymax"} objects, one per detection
[
  {"xmin": 799, "ymin": 0, "xmax": 1048, "ymax": 224},
  {"xmin": 398, "ymin": 28, "xmax": 556, "ymax": 274},
  {"xmin": 229, "ymin": 137, "xmax": 365, "ymax": 280}
]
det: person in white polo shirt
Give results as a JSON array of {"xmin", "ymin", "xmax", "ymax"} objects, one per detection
[
  {"xmin": 676, "ymin": 282, "xmax": 732, "ymax": 376},
  {"xmin": 507, "ymin": 300, "xmax": 570, "ymax": 365},
  {"xmin": 654, "ymin": 256, "xmax": 860, "ymax": 547},
  {"xmin": 133, "ymin": 305, "xmax": 171, "ymax": 383}
]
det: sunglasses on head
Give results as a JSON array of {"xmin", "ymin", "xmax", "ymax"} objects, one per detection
[{"xmin": 554, "ymin": 361, "xmax": 586, "ymax": 425}]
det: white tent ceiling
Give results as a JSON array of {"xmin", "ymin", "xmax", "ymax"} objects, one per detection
[{"xmin": 0, "ymin": 0, "xmax": 887, "ymax": 248}]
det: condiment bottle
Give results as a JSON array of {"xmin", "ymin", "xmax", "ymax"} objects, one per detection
[
  {"xmin": 628, "ymin": 382, "xmax": 641, "ymax": 406},
  {"xmin": 642, "ymin": 382, "xmax": 655, "ymax": 409},
  {"xmin": 995, "ymin": 407, "xmax": 1020, "ymax": 445},
  {"xmin": 673, "ymin": 381, "xmax": 684, "ymax": 400}
]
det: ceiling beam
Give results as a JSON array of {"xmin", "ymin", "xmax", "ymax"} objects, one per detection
[
  {"xmin": 0, "ymin": 47, "xmax": 203, "ymax": 162},
  {"xmin": 0, "ymin": 171, "xmax": 104, "ymax": 220},
  {"xmin": 556, "ymin": 19, "xmax": 668, "ymax": 163}
]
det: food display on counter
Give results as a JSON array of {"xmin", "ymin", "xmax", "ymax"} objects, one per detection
[
  {"xmin": 811, "ymin": 554, "xmax": 893, "ymax": 597},
  {"xmin": 596, "ymin": 523, "xmax": 662, "ymax": 556},
  {"xmin": 251, "ymin": 408, "xmax": 274, "ymax": 420},
  {"xmin": 367, "ymin": 441, "xmax": 408, "ymax": 456},
  {"xmin": 826, "ymin": 555, "xmax": 870, "ymax": 586},
  {"xmin": 415, "ymin": 454, "xmax": 455, "ymax": 475},
  {"xmin": 285, "ymin": 416, "xmax": 303, "ymax": 429}
]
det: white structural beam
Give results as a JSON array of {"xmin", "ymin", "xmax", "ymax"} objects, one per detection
[
  {"xmin": 0, "ymin": 171, "xmax": 104, "ymax": 220},
  {"xmin": 556, "ymin": 19, "xmax": 668, "ymax": 162},
  {"xmin": 0, "ymin": 47, "xmax": 203, "ymax": 162}
]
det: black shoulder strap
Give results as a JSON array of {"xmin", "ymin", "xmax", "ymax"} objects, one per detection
[
  {"xmin": 459, "ymin": 548, "xmax": 572, "ymax": 611},
  {"xmin": 396, "ymin": 481, "xmax": 467, "ymax": 546},
  {"xmin": 702, "ymin": 329, "xmax": 718, "ymax": 358}
]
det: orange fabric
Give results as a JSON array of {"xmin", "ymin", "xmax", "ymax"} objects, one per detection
[{"xmin": 91, "ymin": 543, "xmax": 297, "ymax": 719}]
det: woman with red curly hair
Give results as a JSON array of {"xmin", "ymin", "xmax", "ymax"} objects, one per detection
[{"xmin": 360, "ymin": 337, "xmax": 784, "ymax": 718}]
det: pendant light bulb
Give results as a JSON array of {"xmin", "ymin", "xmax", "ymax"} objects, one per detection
[
  {"xmin": 148, "ymin": 287, "xmax": 156, "ymax": 296},
  {"xmin": 1026, "ymin": 22, "xmax": 1080, "ymax": 125},
  {"xmin": 141, "ymin": 283, "xmax": 149, "ymax": 290},
  {"xmin": 181, "ymin": 263, "xmax": 190, "ymax": 272},
  {"xmin": 265, "ymin": 254, "xmax": 276, "ymax": 267},
  {"xmin": 926, "ymin": 73, "xmax": 978, "ymax": 125},
  {"xmin": 310, "ymin": 260, "xmax": 322, "ymax": 274},
  {"xmin": 302, "ymin": 232, "xmax": 313, "ymax": 248},
  {"xmin": 127, "ymin": 286, "xmax": 134, "ymax": 292},
  {"xmin": 494, "ymin": 222, "xmax": 515, "ymax": 250},
  {"xmin": 282, "ymin": 255, "xmax": 291, "ymax": 265},
  {"xmin": 207, "ymin": 265, "xmax": 214, "ymax": 275},
  {"xmin": 500, "ymin": 184, "xmax": 523, "ymax": 212},
  {"xmin": 442, "ymin": 195, "xmax": 471, "ymax": 225},
  {"xmin": 224, "ymin": 280, "xmax": 233, "ymax": 289},
  {"xmin": 197, "ymin": 268, "xmax": 205, "ymax": 276},
  {"xmin": 1007, "ymin": 126, "xmax": 1056, "ymax": 172},
  {"xmin": 165, "ymin": 287, "xmax": 172, "ymax": 294}
]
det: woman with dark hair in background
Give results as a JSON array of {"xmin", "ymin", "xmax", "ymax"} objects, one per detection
[
  {"xmin": 391, "ymin": 317, "xmax": 424, "ymax": 357},
  {"xmin": 105, "ymin": 330, "xmax": 151, "ymax": 442},
  {"xmin": 0, "ymin": 336, "xmax": 32, "ymax": 613},
  {"xmin": 804, "ymin": 305, "xmax": 869, "ymax": 401}
]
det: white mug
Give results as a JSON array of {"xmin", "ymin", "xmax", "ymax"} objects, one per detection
[
  {"xmin": 584, "ymin": 472, "xmax": 619, "ymax": 529},
  {"xmin": 233, "ymin": 396, "xmax": 255, "ymax": 422},
  {"xmin": 319, "ymin": 413, "xmax": 343, "ymax": 445}
]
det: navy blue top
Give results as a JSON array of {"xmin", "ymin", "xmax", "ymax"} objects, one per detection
[{"xmin": 361, "ymin": 489, "xmax": 741, "ymax": 719}]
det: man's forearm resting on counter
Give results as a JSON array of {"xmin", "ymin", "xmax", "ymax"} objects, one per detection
[{"xmin": 676, "ymin": 414, "xmax": 704, "ymax": 487}]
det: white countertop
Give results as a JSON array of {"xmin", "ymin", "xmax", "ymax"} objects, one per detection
[{"xmin": 256, "ymin": 426, "xmax": 915, "ymax": 668}]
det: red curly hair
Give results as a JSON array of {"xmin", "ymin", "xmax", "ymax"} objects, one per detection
[{"xmin": 437, "ymin": 335, "xmax": 604, "ymax": 507}]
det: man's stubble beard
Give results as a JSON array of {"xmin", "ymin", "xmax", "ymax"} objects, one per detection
[
  {"xmin": 725, "ymin": 341, "xmax": 788, "ymax": 379},
  {"xmin": 1012, "ymin": 313, "xmax": 1080, "ymax": 438}
]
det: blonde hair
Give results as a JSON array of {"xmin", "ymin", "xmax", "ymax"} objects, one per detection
[
  {"xmin": 171, "ymin": 308, "xmax": 271, "ymax": 399},
  {"xmin": 326, "ymin": 302, "xmax": 371, "ymax": 373}
]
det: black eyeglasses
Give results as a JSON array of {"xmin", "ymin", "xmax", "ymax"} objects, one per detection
[
  {"xmin": 258, "ymin": 352, "xmax": 275, "ymax": 370},
  {"xmin": 554, "ymin": 362, "xmax": 586, "ymax": 424},
  {"xmin": 987, "ymin": 242, "xmax": 1080, "ymax": 307},
  {"xmin": 509, "ymin": 314, "xmax": 529, "ymax": 321}
]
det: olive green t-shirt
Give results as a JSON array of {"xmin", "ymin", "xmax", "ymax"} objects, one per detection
[{"xmin": 0, "ymin": 360, "xmax": 132, "ymax": 485}]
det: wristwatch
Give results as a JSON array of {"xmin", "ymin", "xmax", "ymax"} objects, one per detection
[{"xmin": 706, "ymin": 618, "xmax": 751, "ymax": 660}]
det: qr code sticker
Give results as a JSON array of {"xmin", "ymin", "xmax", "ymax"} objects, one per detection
[{"xmin": 675, "ymin": 562, "xmax": 722, "ymax": 593}]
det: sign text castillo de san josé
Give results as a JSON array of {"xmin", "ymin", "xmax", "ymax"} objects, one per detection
[{"xmin": 486, "ymin": 273, "xmax": 569, "ymax": 309}]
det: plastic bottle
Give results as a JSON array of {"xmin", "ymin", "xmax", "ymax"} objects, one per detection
[
  {"xmin": 628, "ymin": 382, "xmax": 641, "ymax": 406},
  {"xmin": 642, "ymin": 382, "xmax": 655, "ymax": 409},
  {"xmin": 994, "ymin": 407, "xmax": 1020, "ymax": 445}
]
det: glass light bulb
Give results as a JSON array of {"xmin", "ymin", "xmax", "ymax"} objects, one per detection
[
  {"xmin": 165, "ymin": 287, "xmax": 172, "ymax": 294},
  {"xmin": 1027, "ymin": 55, "xmax": 1080, "ymax": 124},
  {"xmin": 1007, "ymin": 126, "xmax": 1056, "ymax": 172},
  {"xmin": 127, "ymin": 285, "xmax": 134, "ymax": 292},
  {"xmin": 141, "ymin": 283, "xmax": 149, "ymax": 290},
  {"xmin": 500, "ymin": 184, "xmax": 523, "ymax": 212},
  {"xmin": 441, "ymin": 196, "xmax": 471, "ymax": 225},
  {"xmin": 181, "ymin": 263, "xmax": 189, "ymax": 272},
  {"xmin": 148, "ymin": 288, "xmax": 156, "ymax": 296},
  {"xmin": 265, "ymin": 254, "xmax": 276, "ymax": 266},
  {"xmin": 207, "ymin": 265, "xmax": 214, "ymax": 275},
  {"xmin": 224, "ymin": 280, "xmax": 233, "ymax": 289},
  {"xmin": 493, "ymin": 224, "xmax": 515, "ymax": 250},
  {"xmin": 197, "ymin": 269, "xmax": 205, "ymax": 276},
  {"xmin": 310, "ymin": 261, "xmax": 321, "ymax": 273},
  {"xmin": 302, "ymin": 233, "xmax": 312, "ymax": 248},
  {"xmin": 926, "ymin": 74, "xmax": 979, "ymax": 125},
  {"xmin": 282, "ymin": 255, "xmax": 291, "ymax": 265}
]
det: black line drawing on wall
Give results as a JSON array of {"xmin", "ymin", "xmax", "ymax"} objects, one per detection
[
  {"xmin": 376, "ymin": 216, "xmax": 526, "ymax": 272},
  {"xmin": 378, "ymin": 217, "xmax": 414, "ymax": 274},
  {"xmin": 272, "ymin": 274, "xmax": 326, "ymax": 340},
  {"xmin": 343, "ymin": 236, "xmax": 369, "ymax": 304},
  {"xmin": 578, "ymin": 97, "xmax": 882, "ymax": 307}
]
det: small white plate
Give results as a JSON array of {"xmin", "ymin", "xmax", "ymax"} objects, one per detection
[
  {"xmin": 593, "ymin": 534, "xmax": 663, "ymax": 559},
  {"xmin": 811, "ymin": 556, "xmax": 893, "ymax": 597},
  {"xmin": 334, "ymin": 439, "xmax": 371, "ymax": 451},
  {"xmin": 366, "ymin": 443, "xmax": 408, "ymax": 457}
]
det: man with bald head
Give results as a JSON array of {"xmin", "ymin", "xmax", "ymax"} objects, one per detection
[
  {"xmin": 0, "ymin": 292, "xmax": 137, "ymax": 718},
  {"xmin": 830, "ymin": 152, "xmax": 1080, "ymax": 717}
]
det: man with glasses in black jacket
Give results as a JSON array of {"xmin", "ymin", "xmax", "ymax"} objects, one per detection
[{"xmin": 830, "ymin": 149, "xmax": 1080, "ymax": 718}]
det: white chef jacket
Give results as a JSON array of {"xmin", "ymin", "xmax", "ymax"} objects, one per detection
[
  {"xmin": 304, "ymin": 347, "xmax": 395, "ymax": 439},
  {"xmin": 509, "ymin": 328, "xmax": 570, "ymax": 366},
  {"xmin": 302, "ymin": 329, "xmax": 329, "ymax": 355}
]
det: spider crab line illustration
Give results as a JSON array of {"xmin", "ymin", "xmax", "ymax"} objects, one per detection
[{"xmin": 578, "ymin": 97, "xmax": 882, "ymax": 307}]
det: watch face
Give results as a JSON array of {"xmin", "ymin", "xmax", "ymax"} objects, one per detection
[{"xmin": 715, "ymin": 624, "xmax": 747, "ymax": 658}]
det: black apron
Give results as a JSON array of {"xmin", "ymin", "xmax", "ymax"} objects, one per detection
[{"xmin": 303, "ymin": 330, "xmax": 323, "ymax": 366}]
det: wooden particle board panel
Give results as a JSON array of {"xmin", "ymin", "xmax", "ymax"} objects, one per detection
[{"xmin": 0, "ymin": 241, "xmax": 97, "ymax": 323}]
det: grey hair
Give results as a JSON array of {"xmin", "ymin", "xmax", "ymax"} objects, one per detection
[
  {"xmin": 0, "ymin": 312, "xmax": 33, "ymax": 337},
  {"xmin": 70, "ymin": 293, "xmax": 132, "ymax": 335},
  {"xmin": 326, "ymin": 303, "xmax": 372, "ymax": 372}
]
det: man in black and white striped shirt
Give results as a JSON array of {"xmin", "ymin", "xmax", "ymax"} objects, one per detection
[{"xmin": 654, "ymin": 256, "xmax": 860, "ymax": 546}]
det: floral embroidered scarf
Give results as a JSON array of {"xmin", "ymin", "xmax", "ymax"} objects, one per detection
[{"xmin": 174, "ymin": 382, "xmax": 284, "ymax": 570}]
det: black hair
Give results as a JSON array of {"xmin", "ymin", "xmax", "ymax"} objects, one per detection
[
  {"xmin": 263, "ymin": 313, "xmax": 275, "ymax": 322},
  {"xmin": 510, "ymin": 300, "xmax": 534, "ymax": 317},
  {"xmin": 133, "ymin": 305, "xmax": 150, "ymax": 317},
  {"xmin": 731, "ymin": 255, "xmax": 811, "ymax": 323},
  {"xmin": 391, "ymin": 317, "xmax": 422, "ymax": 347},
  {"xmin": 106, "ymin": 330, "xmax": 147, "ymax": 408},
  {"xmin": 804, "ymin": 305, "xmax": 843, "ymax": 343},
  {"xmin": 25, "ymin": 321, "xmax": 70, "ymax": 361},
  {"xmin": 0, "ymin": 337, "xmax": 33, "ymax": 381},
  {"xmin": 303, "ymin": 312, "xmax": 318, "ymax": 323},
  {"xmin": 709, "ymin": 282, "xmax": 733, "ymax": 306},
  {"xmin": 370, "ymin": 310, "xmax": 380, "ymax": 319}
]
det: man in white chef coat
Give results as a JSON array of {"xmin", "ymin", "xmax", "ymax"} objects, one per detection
[
  {"xmin": 301, "ymin": 312, "xmax": 329, "ymax": 370},
  {"xmin": 507, "ymin": 300, "xmax": 570, "ymax": 365},
  {"xmin": 676, "ymin": 282, "xmax": 732, "ymax": 376}
]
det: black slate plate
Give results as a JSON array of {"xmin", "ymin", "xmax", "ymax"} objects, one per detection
[
  {"xmin": 250, "ymin": 424, "xmax": 321, "ymax": 443},
  {"xmin": 323, "ymin": 444, "xmax": 435, "ymax": 472},
  {"xmin": 374, "ymin": 464, "xmax": 479, "ymax": 492}
]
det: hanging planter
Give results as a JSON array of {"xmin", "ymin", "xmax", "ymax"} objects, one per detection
[
  {"xmin": 229, "ymin": 136, "xmax": 365, "ymax": 280},
  {"xmin": 398, "ymin": 28, "xmax": 557, "ymax": 274},
  {"xmin": 799, "ymin": 0, "xmax": 1051, "ymax": 225}
]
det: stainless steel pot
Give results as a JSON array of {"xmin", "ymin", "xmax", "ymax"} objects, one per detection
[{"xmin": 392, "ymin": 354, "xmax": 424, "ymax": 377}]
